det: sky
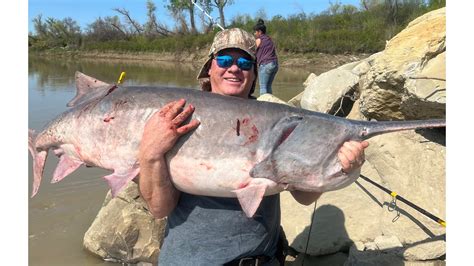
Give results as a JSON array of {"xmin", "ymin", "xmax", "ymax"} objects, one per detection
[{"xmin": 28, "ymin": 0, "xmax": 361, "ymax": 33}]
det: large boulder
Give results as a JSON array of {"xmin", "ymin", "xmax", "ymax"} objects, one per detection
[
  {"xmin": 359, "ymin": 8, "xmax": 446, "ymax": 120},
  {"xmin": 367, "ymin": 129, "xmax": 445, "ymax": 245},
  {"xmin": 83, "ymin": 182, "xmax": 166, "ymax": 264},
  {"xmin": 287, "ymin": 91, "xmax": 304, "ymax": 107},
  {"xmin": 300, "ymin": 61, "xmax": 360, "ymax": 116},
  {"xmin": 298, "ymin": 52, "xmax": 380, "ymax": 117},
  {"xmin": 257, "ymin": 93, "xmax": 290, "ymax": 105}
]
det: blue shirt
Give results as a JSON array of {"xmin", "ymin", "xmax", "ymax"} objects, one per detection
[{"xmin": 158, "ymin": 192, "xmax": 281, "ymax": 265}]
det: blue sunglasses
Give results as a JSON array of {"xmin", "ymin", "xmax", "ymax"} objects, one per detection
[{"xmin": 215, "ymin": 55, "xmax": 254, "ymax": 71}]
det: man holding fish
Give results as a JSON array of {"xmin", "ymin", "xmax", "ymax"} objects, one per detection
[{"xmin": 138, "ymin": 28, "xmax": 368, "ymax": 265}]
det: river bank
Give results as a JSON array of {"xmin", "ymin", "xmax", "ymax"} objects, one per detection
[{"xmin": 29, "ymin": 49, "xmax": 369, "ymax": 71}]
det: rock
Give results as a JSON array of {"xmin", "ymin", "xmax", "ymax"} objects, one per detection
[
  {"xmin": 83, "ymin": 182, "xmax": 166, "ymax": 264},
  {"xmin": 337, "ymin": 61, "xmax": 361, "ymax": 72},
  {"xmin": 351, "ymin": 52, "xmax": 382, "ymax": 77},
  {"xmin": 364, "ymin": 241, "xmax": 378, "ymax": 251},
  {"xmin": 303, "ymin": 73, "xmax": 318, "ymax": 87},
  {"xmin": 289, "ymin": 252, "xmax": 348, "ymax": 266},
  {"xmin": 366, "ymin": 129, "xmax": 446, "ymax": 244},
  {"xmin": 343, "ymin": 238, "xmax": 445, "ymax": 265},
  {"xmin": 374, "ymin": 235, "xmax": 403, "ymax": 250},
  {"xmin": 402, "ymin": 239, "xmax": 446, "ymax": 261},
  {"xmin": 346, "ymin": 99, "xmax": 367, "ymax": 121},
  {"xmin": 288, "ymin": 91, "xmax": 304, "ymax": 107},
  {"xmin": 353, "ymin": 241, "xmax": 365, "ymax": 251},
  {"xmin": 404, "ymin": 261, "xmax": 446, "ymax": 266},
  {"xmin": 136, "ymin": 262, "xmax": 154, "ymax": 266},
  {"xmin": 359, "ymin": 8, "xmax": 446, "ymax": 120},
  {"xmin": 345, "ymin": 244, "xmax": 404, "ymax": 266},
  {"xmin": 300, "ymin": 61, "xmax": 360, "ymax": 115},
  {"xmin": 257, "ymin": 93, "xmax": 290, "ymax": 105}
]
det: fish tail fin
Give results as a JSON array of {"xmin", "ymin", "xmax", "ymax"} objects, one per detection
[
  {"xmin": 28, "ymin": 129, "xmax": 36, "ymax": 157},
  {"xmin": 29, "ymin": 129, "xmax": 48, "ymax": 197}
]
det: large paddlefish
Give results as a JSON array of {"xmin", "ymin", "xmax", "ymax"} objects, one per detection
[{"xmin": 28, "ymin": 72, "xmax": 445, "ymax": 217}]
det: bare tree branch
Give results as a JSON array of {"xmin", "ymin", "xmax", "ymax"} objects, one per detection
[
  {"xmin": 110, "ymin": 22, "xmax": 129, "ymax": 38},
  {"xmin": 113, "ymin": 8, "xmax": 143, "ymax": 34}
]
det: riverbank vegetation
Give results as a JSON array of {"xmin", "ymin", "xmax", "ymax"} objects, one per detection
[{"xmin": 29, "ymin": 0, "xmax": 445, "ymax": 55}]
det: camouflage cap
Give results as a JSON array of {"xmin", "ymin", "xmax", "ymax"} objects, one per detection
[{"xmin": 197, "ymin": 28, "xmax": 257, "ymax": 80}]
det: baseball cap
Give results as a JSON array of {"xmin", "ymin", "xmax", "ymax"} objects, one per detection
[{"xmin": 197, "ymin": 28, "xmax": 257, "ymax": 80}]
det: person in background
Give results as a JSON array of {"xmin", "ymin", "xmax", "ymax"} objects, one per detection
[
  {"xmin": 138, "ymin": 28, "xmax": 369, "ymax": 265},
  {"xmin": 254, "ymin": 19, "xmax": 279, "ymax": 95}
]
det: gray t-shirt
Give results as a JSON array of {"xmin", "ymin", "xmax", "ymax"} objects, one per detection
[{"xmin": 158, "ymin": 192, "xmax": 281, "ymax": 265}]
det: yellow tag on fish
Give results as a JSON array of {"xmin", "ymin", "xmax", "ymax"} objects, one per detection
[{"xmin": 117, "ymin": 72, "xmax": 126, "ymax": 84}]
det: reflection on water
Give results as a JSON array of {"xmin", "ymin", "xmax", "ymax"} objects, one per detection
[{"xmin": 28, "ymin": 55, "xmax": 316, "ymax": 265}]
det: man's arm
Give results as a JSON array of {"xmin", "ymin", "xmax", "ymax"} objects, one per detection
[
  {"xmin": 137, "ymin": 99, "xmax": 200, "ymax": 219},
  {"xmin": 290, "ymin": 140, "xmax": 369, "ymax": 205}
]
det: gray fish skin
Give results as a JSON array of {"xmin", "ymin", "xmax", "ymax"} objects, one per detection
[{"xmin": 29, "ymin": 74, "xmax": 445, "ymax": 217}]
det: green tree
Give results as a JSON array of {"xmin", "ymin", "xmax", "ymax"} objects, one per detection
[
  {"xmin": 31, "ymin": 16, "xmax": 81, "ymax": 49},
  {"xmin": 211, "ymin": 0, "xmax": 234, "ymax": 28},
  {"xmin": 85, "ymin": 16, "xmax": 127, "ymax": 41},
  {"xmin": 428, "ymin": 0, "xmax": 445, "ymax": 9},
  {"xmin": 32, "ymin": 14, "xmax": 48, "ymax": 38},
  {"xmin": 166, "ymin": 0, "xmax": 197, "ymax": 34},
  {"xmin": 194, "ymin": 0, "xmax": 215, "ymax": 33},
  {"xmin": 144, "ymin": 0, "xmax": 172, "ymax": 37}
]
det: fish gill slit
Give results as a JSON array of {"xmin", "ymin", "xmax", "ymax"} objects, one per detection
[{"xmin": 278, "ymin": 125, "xmax": 297, "ymax": 145}]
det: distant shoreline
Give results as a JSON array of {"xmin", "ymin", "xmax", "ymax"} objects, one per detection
[{"xmin": 28, "ymin": 49, "xmax": 369, "ymax": 70}]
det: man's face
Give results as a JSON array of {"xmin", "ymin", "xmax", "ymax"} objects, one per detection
[{"xmin": 208, "ymin": 48, "xmax": 255, "ymax": 99}]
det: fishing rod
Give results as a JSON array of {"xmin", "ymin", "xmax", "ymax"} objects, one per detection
[
  {"xmin": 359, "ymin": 174, "xmax": 446, "ymax": 227},
  {"xmin": 191, "ymin": 0, "xmax": 225, "ymax": 30}
]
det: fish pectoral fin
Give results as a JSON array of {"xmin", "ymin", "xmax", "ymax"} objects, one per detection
[
  {"xmin": 51, "ymin": 155, "xmax": 84, "ymax": 183},
  {"xmin": 233, "ymin": 183, "xmax": 267, "ymax": 218},
  {"xmin": 103, "ymin": 168, "xmax": 140, "ymax": 197}
]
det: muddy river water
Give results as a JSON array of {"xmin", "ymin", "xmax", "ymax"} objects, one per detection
[{"xmin": 28, "ymin": 55, "xmax": 326, "ymax": 265}]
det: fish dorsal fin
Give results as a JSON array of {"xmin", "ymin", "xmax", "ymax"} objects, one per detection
[{"xmin": 67, "ymin": 71, "xmax": 111, "ymax": 107}]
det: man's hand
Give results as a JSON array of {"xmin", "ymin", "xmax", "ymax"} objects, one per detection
[
  {"xmin": 292, "ymin": 141, "xmax": 369, "ymax": 206},
  {"xmin": 137, "ymin": 99, "xmax": 200, "ymax": 219},
  {"xmin": 338, "ymin": 140, "xmax": 369, "ymax": 173},
  {"xmin": 139, "ymin": 99, "xmax": 200, "ymax": 162}
]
